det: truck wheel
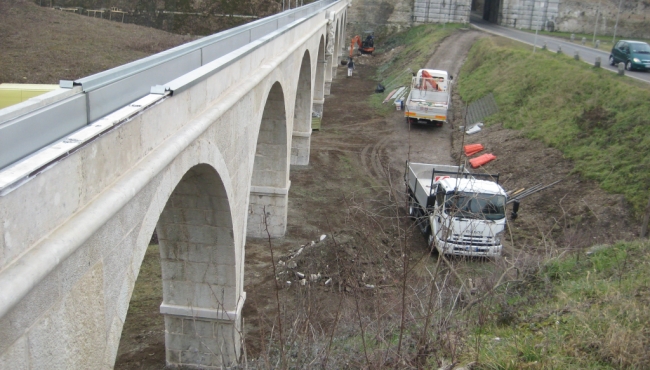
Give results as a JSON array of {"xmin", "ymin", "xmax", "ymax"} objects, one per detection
[
  {"xmin": 427, "ymin": 232, "xmax": 436, "ymax": 253},
  {"xmin": 408, "ymin": 197, "xmax": 417, "ymax": 219},
  {"xmin": 418, "ymin": 218, "xmax": 430, "ymax": 235}
]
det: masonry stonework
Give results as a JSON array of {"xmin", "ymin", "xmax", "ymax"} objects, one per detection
[{"xmin": 0, "ymin": 2, "xmax": 350, "ymax": 368}]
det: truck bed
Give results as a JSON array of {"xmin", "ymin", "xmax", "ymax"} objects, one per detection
[{"xmin": 406, "ymin": 162, "xmax": 467, "ymax": 209}]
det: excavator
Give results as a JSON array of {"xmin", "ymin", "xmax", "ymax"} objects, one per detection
[{"xmin": 349, "ymin": 34, "xmax": 375, "ymax": 57}]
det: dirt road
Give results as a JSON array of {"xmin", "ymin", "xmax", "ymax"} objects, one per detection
[{"xmin": 240, "ymin": 29, "xmax": 488, "ymax": 358}]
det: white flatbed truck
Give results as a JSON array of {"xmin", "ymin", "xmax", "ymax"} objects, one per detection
[
  {"xmin": 404, "ymin": 69, "xmax": 452, "ymax": 127},
  {"xmin": 405, "ymin": 162, "xmax": 507, "ymax": 257}
]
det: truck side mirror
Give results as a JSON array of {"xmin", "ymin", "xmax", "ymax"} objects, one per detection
[{"xmin": 449, "ymin": 75, "xmax": 453, "ymax": 80}]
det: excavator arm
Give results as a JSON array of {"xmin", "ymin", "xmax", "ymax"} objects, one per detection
[{"xmin": 350, "ymin": 35, "xmax": 362, "ymax": 57}]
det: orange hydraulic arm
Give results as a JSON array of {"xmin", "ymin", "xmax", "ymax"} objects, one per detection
[
  {"xmin": 350, "ymin": 35, "xmax": 362, "ymax": 57},
  {"xmin": 420, "ymin": 70, "xmax": 439, "ymax": 91}
]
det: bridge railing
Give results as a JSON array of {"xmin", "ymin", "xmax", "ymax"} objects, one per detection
[{"xmin": 0, "ymin": 0, "xmax": 339, "ymax": 172}]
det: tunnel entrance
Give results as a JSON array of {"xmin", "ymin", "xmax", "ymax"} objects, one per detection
[{"xmin": 472, "ymin": 0, "xmax": 501, "ymax": 23}]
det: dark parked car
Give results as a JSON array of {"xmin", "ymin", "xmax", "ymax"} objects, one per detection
[{"xmin": 609, "ymin": 40, "xmax": 650, "ymax": 71}]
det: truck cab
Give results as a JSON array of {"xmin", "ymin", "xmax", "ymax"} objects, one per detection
[
  {"xmin": 406, "ymin": 162, "xmax": 506, "ymax": 257},
  {"xmin": 430, "ymin": 177, "xmax": 506, "ymax": 257}
]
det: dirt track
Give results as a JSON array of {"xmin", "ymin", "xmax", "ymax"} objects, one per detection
[
  {"xmin": 115, "ymin": 29, "xmax": 636, "ymax": 368},
  {"xmin": 239, "ymin": 29, "xmax": 490, "ymax": 358}
]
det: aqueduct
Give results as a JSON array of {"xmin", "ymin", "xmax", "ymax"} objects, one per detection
[{"xmin": 0, "ymin": 0, "xmax": 350, "ymax": 368}]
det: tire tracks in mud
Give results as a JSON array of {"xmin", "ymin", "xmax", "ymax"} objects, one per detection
[{"xmin": 360, "ymin": 134, "xmax": 392, "ymax": 185}]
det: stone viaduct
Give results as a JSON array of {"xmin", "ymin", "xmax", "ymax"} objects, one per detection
[{"xmin": 0, "ymin": 0, "xmax": 350, "ymax": 368}]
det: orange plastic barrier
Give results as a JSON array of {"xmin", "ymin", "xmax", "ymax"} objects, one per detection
[
  {"xmin": 469, "ymin": 153, "xmax": 496, "ymax": 168},
  {"xmin": 464, "ymin": 143, "xmax": 484, "ymax": 156}
]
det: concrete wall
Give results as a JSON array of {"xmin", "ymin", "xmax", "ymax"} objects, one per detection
[
  {"xmin": 499, "ymin": 0, "xmax": 561, "ymax": 30},
  {"xmin": 346, "ymin": 0, "xmax": 414, "ymax": 38},
  {"xmin": 493, "ymin": 0, "xmax": 648, "ymax": 37},
  {"xmin": 413, "ymin": 0, "xmax": 472, "ymax": 24},
  {"xmin": 0, "ymin": 1, "xmax": 349, "ymax": 368},
  {"xmin": 556, "ymin": 0, "xmax": 650, "ymax": 39}
]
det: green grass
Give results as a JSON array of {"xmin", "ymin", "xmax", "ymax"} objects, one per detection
[
  {"xmin": 458, "ymin": 37, "xmax": 650, "ymax": 215},
  {"xmin": 368, "ymin": 24, "xmax": 463, "ymax": 116},
  {"xmin": 459, "ymin": 241, "xmax": 650, "ymax": 369},
  {"xmin": 376, "ymin": 24, "xmax": 462, "ymax": 89}
]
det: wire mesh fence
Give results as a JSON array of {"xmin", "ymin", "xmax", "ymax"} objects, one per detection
[{"xmin": 465, "ymin": 93, "xmax": 498, "ymax": 126}]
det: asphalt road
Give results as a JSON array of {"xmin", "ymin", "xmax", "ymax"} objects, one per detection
[{"xmin": 470, "ymin": 15, "xmax": 650, "ymax": 84}]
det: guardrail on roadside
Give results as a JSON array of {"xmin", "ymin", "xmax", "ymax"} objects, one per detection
[{"xmin": 0, "ymin": 0, "xmax": 338, "ymax": 171}]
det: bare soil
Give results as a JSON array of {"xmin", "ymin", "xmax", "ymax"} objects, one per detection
[
  {"xmin": 0, "ymin": 0, "xmax": 193, "ymax": 84},
  {"xmin": 114, "ymin": 30, "xmax": 637, "ymax": 368}
]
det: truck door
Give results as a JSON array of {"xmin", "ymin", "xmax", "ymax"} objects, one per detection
[{"xmin": 433, "ymin": 185, "xmax": 445, "ymax": 235}]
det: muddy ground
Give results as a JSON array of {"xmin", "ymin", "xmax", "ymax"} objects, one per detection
[{"xmin": 115, "ymin": 29, "xmax": 637, "ymax": 369}]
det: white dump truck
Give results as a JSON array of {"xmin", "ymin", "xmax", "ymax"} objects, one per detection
[
  {"xmin": 404, "ymin": 69, "xmax": 452, "ymax": 126},
  {"xmin": 405, "ymin": 162, "xmax": 507, "ymax": 257}
]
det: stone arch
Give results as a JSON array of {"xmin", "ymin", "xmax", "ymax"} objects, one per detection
[
  {"xmin": 290, "ymin": 50, "xmax": 313, "ymax": 166},
  {"xmin": 333, "ymin": 18, "xmax": 341, "ymax": 76},
  {"xmin": 341, "ymin": 12, "xmax": 347, "ymax": 51},
  {"xmin": 247, "ymin": 82, "xmax": 289, "ymax": 238},
  {"xmin": 313, "ymin": 35, "xmax": 326, "ymax": 125},
  {"xmin": 122, "ymin": 162, "xmax": 240, "ymax": 368}
]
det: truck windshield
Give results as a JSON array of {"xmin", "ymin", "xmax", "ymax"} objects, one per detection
[{"xmin": 444, "ymin": 192, "xmax": 506, "ymax": 220}]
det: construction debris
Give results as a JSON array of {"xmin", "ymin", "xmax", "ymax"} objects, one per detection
[
  {"xmin": 507, "ymin": 180, "xmax": 563, "ymax": 204},
  {"xmin": 465, "ymin": 122, "xmax": 483, "ymax": 135}
]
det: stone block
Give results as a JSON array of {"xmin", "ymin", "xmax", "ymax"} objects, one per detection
[
  {"xmin": 159, "ymin": 241, "xmax": 189, "ymax": 260},
  {"xmin": 205, "ymin": 210, "xmax": 233, "ymax": 226},
  {"xmin": 102, "ymin": 231, "xmax": 137, "ymax": 328},
  {"xmin": 28, "ymin": 263, "xmax": 106, "ymax": 369},
  {"xmin": 0, "ymin": 335, "xmax": 28, "ymax": 370},
  {"xmin": 185, "ymin": 243, "xmax": 217, "ymax": 263},
  {"xmin": 166, "ymin": 349, "xmax": 181, "ymax": 365},
  {"xmin": 114, "ymin": 265, "xmax": 136, "ymax": 325},
  {"xmin": 163, "ymin": 280, "xmax": 195, "ymax": 305},
  {"xmin": 187, "ymin": 261, "xmax": 234, "ymax": 286},
  {"xmin": 183, "ymin": 318, "xmax": 214, "ymax": 338},
  {"xmin": 188, "ymin": 80, "xmax": 208, "ymax": 117},
  {"xmin": 102, "ymin": 316, "xmax": 124, "ymax": 369},
  {"xmin": 170, "ymin": 194, "xmax": 197, "ymax": 209},
  {"xmin": 165, "ymin": 315, "xmax": 184, "ymax": 334},
  {"xmin": 185, "ymin": 224, "xmax": 222, "ymax": 245},
  {"xmin": 166, "ymin": 331, "xmax": 201, "ymax": 352},
  {"xmin": 180, "ymin": 350, "xmax": 219, "ymax": 367},
  {"xmin": 0, "ymin": 268, "xmax": 60, "ymax": 355},
  {"xmin": 161, "ymin": 259, "xmax": 186, "ymax": 281}
]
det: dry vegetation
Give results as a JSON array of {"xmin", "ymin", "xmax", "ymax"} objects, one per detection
[{"xmin": 4, "ymin": 0, "xmax": 648, "ymax": 365}]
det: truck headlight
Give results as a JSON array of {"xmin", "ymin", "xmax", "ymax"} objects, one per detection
[
  {"xmin": 634, "ymin": 58, "xmax": 641, "ymax": 63},
  {"xmin": 494, "ymin": 230, "xmax": 505, "ymax": 245}
]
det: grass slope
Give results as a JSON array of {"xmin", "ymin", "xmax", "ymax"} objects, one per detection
[
  {"xmin": 463, "ymin": 241, "xmax": 650, "ymax": 369},
  {"xmin": 0, "ymin": 0, "xmax": 193, "ymax": 84},
  {"xmin": 368, "ymin": 24, "xmax": 462, "ymax": 115},
  {"xmin": 458, "ymin": 37, "xmax": 650, "ymax": 215}
]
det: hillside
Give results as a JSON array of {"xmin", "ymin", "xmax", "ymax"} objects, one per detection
[{"xmin": 0, "ymin": 0, "xmax": 194, "ymax": 84}]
